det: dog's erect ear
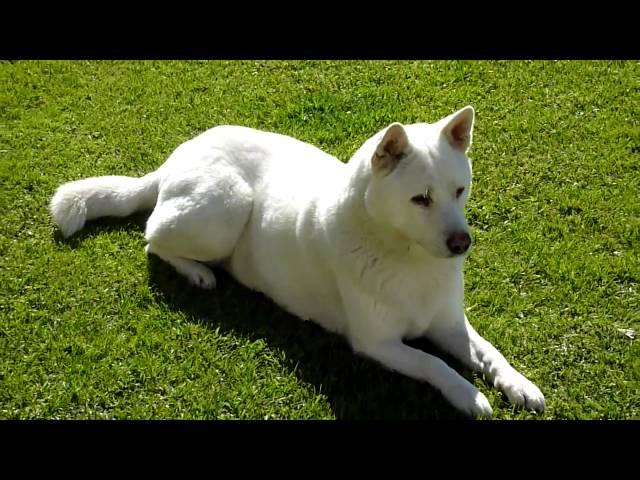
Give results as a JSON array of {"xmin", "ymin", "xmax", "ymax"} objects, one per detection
[
  {"xmin": 372, "ymin": 123, "xmax": 409, "ymax": 176},
  {"xmin": 441, "ymin": 106, "xmax": 475, "ymax": 152}
]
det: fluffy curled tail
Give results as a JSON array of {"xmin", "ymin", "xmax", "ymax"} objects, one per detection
[{"xmin": 50, "ymin": 172, "xmax": 159, "ymax": 238}]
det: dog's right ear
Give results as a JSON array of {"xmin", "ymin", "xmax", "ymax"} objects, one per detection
[
  {"xmin": 372, "ymin": 123, "xmax": 409, "ymax": 176},
  {"xmin": 440, "ymin": 106, "xmax": 475, "ymax": 152}
]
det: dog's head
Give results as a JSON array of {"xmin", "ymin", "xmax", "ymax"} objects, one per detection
[{"xmin": 363, "ymin": 106, "xmax": 475, "ymax": 259}]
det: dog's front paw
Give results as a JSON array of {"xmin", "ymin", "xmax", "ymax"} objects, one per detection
[
  {"xmin": 494, "ymin": 371, "xmax": 546, "ymax": 412},
  {"xmin": 445, "ymin": 381, "xmax": 493, "ymax": 419}
]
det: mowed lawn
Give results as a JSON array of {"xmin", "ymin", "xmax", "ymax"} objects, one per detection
[{"xmin": 1, "ymin": 60, "xmax": 638, "ymax": 420}]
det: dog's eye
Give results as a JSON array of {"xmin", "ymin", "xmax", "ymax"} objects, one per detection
[
  {"xmin": 456, "ymin": 187, "xmax": 465, "ymax": 198},
  {"xmin": 411, "ymin": 193, "xmax": 432, "ymax": 207}
]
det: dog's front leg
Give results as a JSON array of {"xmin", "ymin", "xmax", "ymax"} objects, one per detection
[
  {"xmin": 356, "ymin": 340, "xmax": 493, "ymax": 418},
  {"xmin": 427, "ymin": 313, "xmax": 546, "ymax": 412},
  {"xmin": 338, "ymin": 279, "xmax": 492, "ymax": 417}
]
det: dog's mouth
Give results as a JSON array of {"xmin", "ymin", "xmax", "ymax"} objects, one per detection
[
  {"xmin": 412, "ymin": 237, "xmax": 472, "ymax": 260},
  {"xmin": 442, "ymin": 242, "xmax": 472, "ymax": 259},
  {"xmin": 447, "ymin": 249, "xmax": 471, "ymax": 259}
]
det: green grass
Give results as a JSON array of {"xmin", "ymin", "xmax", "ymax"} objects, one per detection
[{"xmin": 1, "ymin": 60, "xmax": 638, "ymax": 419}]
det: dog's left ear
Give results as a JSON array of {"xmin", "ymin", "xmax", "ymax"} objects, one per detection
[
  {"xmin": 441, "ymin": 106, "xmax": 475, "ymax": 152},
  {"xmin": 372, "ymin": 123, "xmax": 409, "ymax": 176}
]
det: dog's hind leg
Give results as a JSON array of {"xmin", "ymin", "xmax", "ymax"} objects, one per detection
[
  {"xmin": 144, "ymin": 165, "xmax": 253, "ymax": 288},
  {"xmin": 145, "ymin": 244, "xmax": 218, "ymax": 289}
]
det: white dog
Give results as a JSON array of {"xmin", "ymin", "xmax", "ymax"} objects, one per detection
[{"xmin": 50, "ymin": 106, "xmax": 546, "ymax": 417}]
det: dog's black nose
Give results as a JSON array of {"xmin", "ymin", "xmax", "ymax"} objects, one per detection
[{"xmin": 446, "ymin": 232, "xmax": 471, "ymax": 255}]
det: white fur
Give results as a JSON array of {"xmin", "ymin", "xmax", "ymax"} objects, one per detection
[{"xmin": 50, "ymin": 106, "xmax": 545, "ymax": 418}]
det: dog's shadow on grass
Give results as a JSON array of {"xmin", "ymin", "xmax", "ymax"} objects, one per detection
[
  {"xmin": 146, "ymin": 257, "xmax": 474, "ymax": 420},
  {"xmin": 58, "ymin": 214, "xmax": 472, "ymax": 419}
]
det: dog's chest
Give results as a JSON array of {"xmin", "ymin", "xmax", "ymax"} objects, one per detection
[
  {"xmin": 402, "ymin": 305, "xmax": 441, "ymax": 339},
  {"xmin": 384, "ymin": 266, "xmax": 462, "ymax": 338}
]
